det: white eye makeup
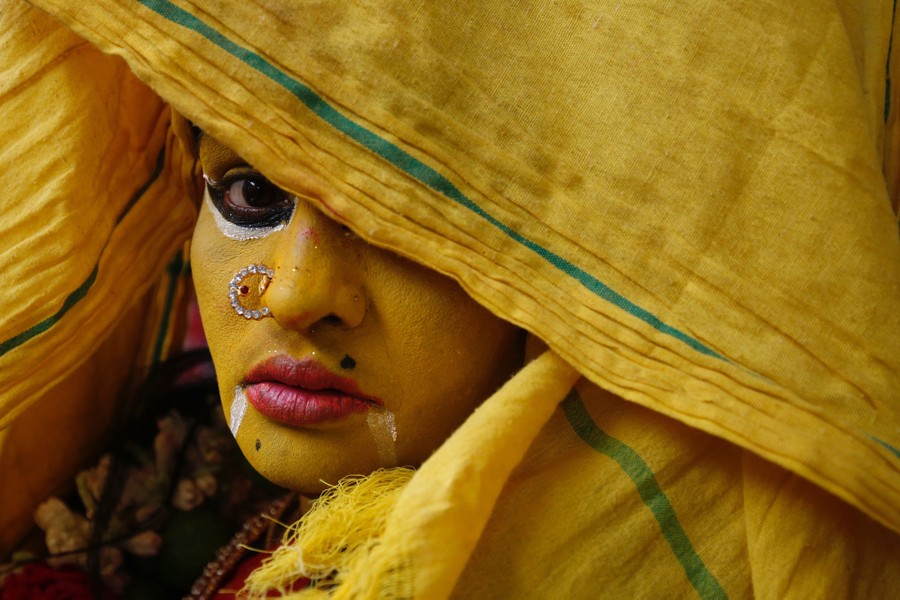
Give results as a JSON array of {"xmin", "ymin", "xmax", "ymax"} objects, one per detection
[{"xmin": 203, "ymin": 171, "xmax": 296, "ymax": 241}]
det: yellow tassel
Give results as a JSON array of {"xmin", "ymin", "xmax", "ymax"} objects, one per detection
[{"xmin": 241, "ymin": 467, "xmax": 414, "ymax": 598}]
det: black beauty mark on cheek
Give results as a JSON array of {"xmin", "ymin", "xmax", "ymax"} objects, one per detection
[
  {"xmin": 340, "ymin": 355, "xmax": 356, "ymax": 370},
  {"xmin": 255, "ymin": 439, "xmax": 262, "ymax": 451}
]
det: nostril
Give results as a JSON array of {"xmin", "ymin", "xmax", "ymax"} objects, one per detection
[{"xmin": 308, "ymin": 314, "xmax": 344, "ymax": 333}]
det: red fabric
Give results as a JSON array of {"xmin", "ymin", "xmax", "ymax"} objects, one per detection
[
  {"xmin": 214, "ymin": 550, "xmax": 309, "ymax": 598},
  {"xmin": 0, "ymin": 563, "xmax": 119, "ymax": 600}
]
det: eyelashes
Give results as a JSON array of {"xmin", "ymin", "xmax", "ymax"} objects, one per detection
[{"xmin": 205, "ymin": 171, "xmax": 295, "ymax": 229}]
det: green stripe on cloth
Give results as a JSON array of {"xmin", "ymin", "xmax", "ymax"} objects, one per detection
[
  {"xmin": 0, "ymin": 267, "xmax": 99, "ymax": 358},
  {"xmin": 0, "ymin": 146, "xmax": 166, "ymax": 358},
  {"xmin": 117, "ymin": 144, "xmax": 166, "ymax": 224},
  {"xmin": 562, "ymin": 392, "xmax": 728, "ymax": 600},
  {"xmin": 871, "ymin": 435, "xmax": 900, "ymax": 459},
  {"xmin": 137, "ymin": 0, "xmax": 729, "ymax": 363},
  {"xmin": 151, "ymin": 251, "xmax": 185, "ymax": 367}
]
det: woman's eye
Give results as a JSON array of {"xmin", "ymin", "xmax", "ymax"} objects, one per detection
[
  {"xmin": 206, "ymin": 173, "xmax": 294, "ymax": 228},
  {"xmin": 226, "ymin": 178, "xmax": 282, "ymax": 208}
]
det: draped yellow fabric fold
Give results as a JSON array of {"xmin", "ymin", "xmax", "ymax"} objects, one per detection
[
  {"xmin": 2, "ymin": 0, "xmax": 899, "ymax": 596},
  {"xmin": 0, "ymin": 2, "xmax": 196, "ymax": 551}
]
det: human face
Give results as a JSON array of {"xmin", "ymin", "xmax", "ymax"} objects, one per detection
[{"xmin": 191, "ymin": 136, "xmax": 525, "ymax": 494}]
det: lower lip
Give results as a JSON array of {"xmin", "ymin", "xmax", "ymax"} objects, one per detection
[{"xmin": 245, "ymin": 382, "xmax": 374, "ymax": 426}]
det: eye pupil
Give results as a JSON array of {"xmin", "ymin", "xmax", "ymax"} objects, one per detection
[{"xmin": 243, "ymin": 178, "xmax": 275, "ymax": 207}]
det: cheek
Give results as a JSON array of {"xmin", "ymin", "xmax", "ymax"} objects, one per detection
[
  {"xmin": 191, "ymin": 208, "xmax": 233, "ymax": 341},
  {"xmin": 191, "ymin": 207, "xmax": 263, "ymax": 385},
  {"xmin": 409, "ymin": 299, "xmax": 520, "ymax": 403},
  {"xmin": 369, "ymin": 258, "xmax": 524, "ymax": 460},
  {"xmin": 377, "ymin": 260, "xmax": 519, "ymax": 376},
  {"xmin": 191, "ymin": 208, "xmax": 221, "ymax": 301}
]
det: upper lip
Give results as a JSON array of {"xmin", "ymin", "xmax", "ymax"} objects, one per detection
[{"xmin": 244, "ymin": 355, "xmax": 382, "ymax": 404}]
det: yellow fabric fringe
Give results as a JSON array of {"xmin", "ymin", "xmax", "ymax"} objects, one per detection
[{"xmin": 244, "ymin": 469, "xmax": 414, "ymax": 598}]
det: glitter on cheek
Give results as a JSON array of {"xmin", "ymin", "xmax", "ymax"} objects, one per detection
[
  {"xmin": 230, "ymin": 385, "xmax": 248, "ymax": 438},
  {"xmin": 390, "ymin": 415, "xmax": 397, "ymax": 441},
  {"xmin": 205, "ymin": 195, "xmax": 294, "ymax": 241},
  {"xmin": 367, "ymin": 409, "xmax": 398, "ymax": 465}
]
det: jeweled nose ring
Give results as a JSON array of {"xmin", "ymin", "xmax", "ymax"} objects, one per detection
[{"xmin": 229, "ymin": 264, "xmax": 275, "ymax": 319}]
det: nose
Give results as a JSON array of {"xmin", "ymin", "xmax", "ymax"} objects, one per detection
[{"xmin": 263, "ymin": 201, "xmax": 366, "ymax": 332}]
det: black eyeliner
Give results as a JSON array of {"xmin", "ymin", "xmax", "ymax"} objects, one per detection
[{"xmin": 205, "ymin": 172, "xmax": 294, "ymax": 228}]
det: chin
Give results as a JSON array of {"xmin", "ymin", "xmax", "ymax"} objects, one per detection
[
  {"xmin": 238, "ymin": 433, "xmax": 394, "ymax": 497},
  {"xmin": 244, "ymin": 454, "xmax": 336, "ymax": 496},
  {"xmin": 264, "ymin": 471, "xmax": 331, "ymax": 497}
]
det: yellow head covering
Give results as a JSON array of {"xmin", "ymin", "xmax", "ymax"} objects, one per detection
[{"xmin": 2, "ymin": 0, "xmax": 899, "ymax": 596}]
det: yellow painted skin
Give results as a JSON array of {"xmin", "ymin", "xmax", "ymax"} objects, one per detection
[{"xmin": 192, "ymin": 136, "xmax": 525, "ymax": 495}]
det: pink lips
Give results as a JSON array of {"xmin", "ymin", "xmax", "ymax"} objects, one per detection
[{"xmin": 243, "ymin": 355, "xmax": 381, "ymax": 426}]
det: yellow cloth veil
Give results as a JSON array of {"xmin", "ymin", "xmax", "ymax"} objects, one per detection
[{"xmin": 2, "ymin": 1, "xmax": 899, "ymax": 597}]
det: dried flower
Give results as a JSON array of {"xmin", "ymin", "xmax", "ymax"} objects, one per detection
[
  {"xmin": 97, "ymin": 547, "xmax": 123, "ymax": 580},
  {"xmin": 119, "ymin": 464, "xmax": 160, "ymax": 515},
  {"xmin": 172, "ymin": 478, "xmax": 204, "ymax": 511},
  {"xmin": 75, "ymin": 455, "xmax": 111, "ymax": 519},
  {"xmin": 155, "ymin": 413, "xmax": 189, "ymax": 476},
  {"xmin": 196, "ymin": 426, "xmax": 227, "ymax": 464},
  {"xmin": 195, "ymin": 473, "xmax": 218, "ymax": 498},
  {"xmin": 123, "ymin": 530, "xmax": 162, "ymax": 557},
  {"xmin": 34, "ymin": 498, "xmax": 89, "ymax": 569},
  {"xmin": 17, "ymin": 394, "xmax": 284, "ymax": 596}
]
